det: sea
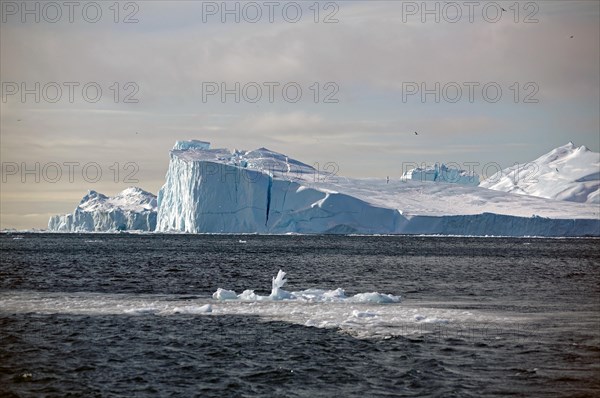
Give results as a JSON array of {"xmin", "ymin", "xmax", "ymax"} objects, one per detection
[{"xmin": 1, "ymin": 233, "xmax": 599, "ymax": 397}]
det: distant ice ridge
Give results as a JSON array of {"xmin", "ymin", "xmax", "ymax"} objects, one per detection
[
  {"xmin": 402, "ymin": 163, "xmax": 480, "ymax": 186},
  {"xmin": 480, "ymin": 142, "xmax": 600, "ymax": 204},
  {"xmin": 48, "ymin": 187, "xmax": 157, "ymax": 232},
  {"xmin": 213, "ymin": 270, "xmax": 401, "ymax": 303}
]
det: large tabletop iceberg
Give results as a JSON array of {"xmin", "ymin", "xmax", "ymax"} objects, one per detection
[{"xmin": 155, "ymin": 141, "xmax": 599, "ymax": 236}]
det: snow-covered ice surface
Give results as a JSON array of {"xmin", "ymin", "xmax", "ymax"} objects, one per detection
[
  {"xmin": 480, "ymin": 142, "xmax": 600, "ymax": 204},
  {"xmin": 156, "ymin": 140, "xmax": 600, "ymax": 236},
  {"xmin": 48, "ymin": 187, "xmax": 157, "ymax": 232}
]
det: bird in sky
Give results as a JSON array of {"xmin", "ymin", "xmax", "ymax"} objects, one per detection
[
  {"xmin": 570, "ymin": 35, "xmax": 574, "ymax": 39},
  {"xmin": 414, "ymin": 131, "xmax": 418, "ymax": 135},
  {"xmin": 501, "ymin": 7, "xmax": 507, "ymax": 12}
]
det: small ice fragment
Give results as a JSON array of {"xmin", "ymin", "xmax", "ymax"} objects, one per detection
[
  {"xmin": 173, "ymin": 304, "xmax": 212, "ymax": 314},
  {"xmin": 323, "ymin": 288, "xmax": 347, "ymax": 300},
  {"xmin": 238, "ymin": 290, "xmax": 260, "ymax": 300},
  {"xmin": 212, "ymin": 288, "xmax": 238, "ymax": 300},
  {"xmin": 422, "ymin": 318, "xmax": 449, "ymax": 324},
  {"xmin": 270, "ymin": 270, "xmax": 293, "ymax": 300},
  {"xmin": 414, "ymin": 314, "xmax": 427, "ymax": 321},
  {"xmin": 350, "ymin": 292, "xmax": 401, "ymax": 304},
  {"xmin": 124, "ymin": 307, "xmax": 158, "ymax": 315},
  {"xmin": 352, "ymin": 310, "xmax": 377, "ymax": 318}
]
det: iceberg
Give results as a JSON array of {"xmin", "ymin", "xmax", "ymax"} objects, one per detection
[
  {"xmin": 156, "ymin": 141, "xmax": 402, "ymax": 234},
  {"xmin": 47, "ymin": 140, "xmax": 600, "ymax": 236},
  {"xmin": 155, "ymin": 140, "xmax": 599, "ymax": 236},
  {"xmin": 402, "ymin": 163, "xmax": 480, "ymax": 186},
  {"xmin": 480, "ymin": 142, "xmax": 600, "ymax": 204},
  {"xmin": 48, "ymin": 187, "xmax": 157, "ymax": 232}
]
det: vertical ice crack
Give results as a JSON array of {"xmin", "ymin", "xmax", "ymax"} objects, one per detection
[{"xmin": 265, "ymin": 173, "xmax": 273, "ymax": 227}]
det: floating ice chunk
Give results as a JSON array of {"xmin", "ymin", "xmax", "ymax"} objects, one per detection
[
  {"xmin": 238, "ymin": 290, "xmax": 260, "ymax": 301},
  {"xmin": 213, "ymin": 270, "xmax": 401, "ymax": 304},
  {"xmin": 323, "ymin": 288, "xmax": 347, "ymax": 300},
  {"xmin": 352, "ymin": 310, "xmax": 378, "ymax": 318},
  {"xmin": 173, "ymin": 304, "xmax": 212, "ymax": 314},
  {"xmin": 270, "ymin": 270, "xmax": 293, "ymax": 300},
  {"xmin": 292, "ymin": 288, "xmax": 347, "ymax": 302},
  {"xmin": 291, "ymin": 288, "xmax": 325, "ymax": 301},
  {"xmin": 350, "ymin": 293, "xmax": 401, "ymax": 304},
  {"xmin": 212, "ymin": 288, "xmax": 238, "ymax": 300},
  {"xmin": 124, "ymin": 307, "xmax": 158, "ymax": 315},
  {"xmin": 422, "ymin": 318, "xmax": 450, "ymax": 324}
]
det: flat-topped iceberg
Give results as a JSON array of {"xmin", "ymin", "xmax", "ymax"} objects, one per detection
[
  {"xmin": 155, "ymin": 140, "xmax": 599, "ymax": 236},
  {"xmin": 156, "ymin": 141, "xmax": 398, "ymax": 234}
]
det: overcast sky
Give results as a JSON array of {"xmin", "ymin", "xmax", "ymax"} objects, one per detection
[{"xmin": 1, "ymin": 0, "xmax": 599, "ymax": 229}]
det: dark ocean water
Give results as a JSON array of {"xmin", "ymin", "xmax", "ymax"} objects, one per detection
[{"xmin": 1, "ymin": 233, "xmax": 599, "ymax": 397}]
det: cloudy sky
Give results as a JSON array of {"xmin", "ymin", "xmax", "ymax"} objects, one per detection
[{"xmin": 1, "ymin": 0, "xmax": 599, "ymax": 229}]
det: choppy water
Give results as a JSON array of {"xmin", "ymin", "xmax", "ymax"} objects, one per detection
[{"xmin": 1, "ymin": 234, "xmax": 599, "ymax": 397}]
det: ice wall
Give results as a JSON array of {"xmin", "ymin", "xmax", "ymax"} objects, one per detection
[{"xmin": 155, "ymin": 155, "xmax": 404, "ymax": 234}]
